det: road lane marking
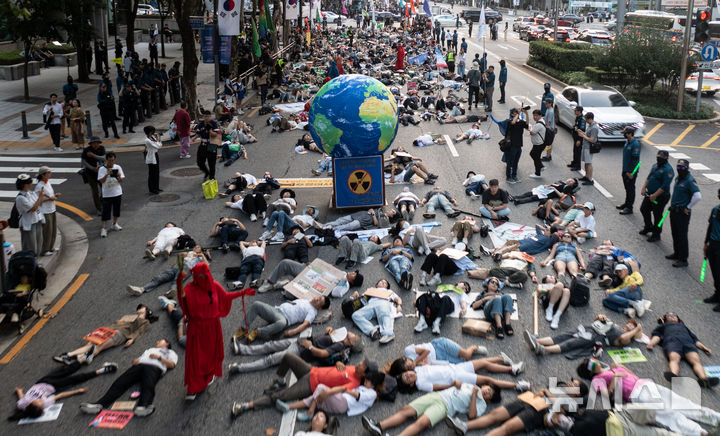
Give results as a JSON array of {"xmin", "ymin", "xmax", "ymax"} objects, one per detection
[
  {"xmin": 0, "ymin": 157, "xmax": 80, "ymax": 163},
  {"xmin": 643, "ymin": 123, "xmax": 664, "ymax": 144},
  {"xmin": 669, "ymin": 125, "xmax": 695, "ymax": 147},
  {"xmin": 247, "ymin": 107, "xmax": 260, "ymax": 118},
  {"xmin": 0, "ymin": 166, "xmax": 79, "ymax": 173},
  {"xmin": 669, "ymin": 152, "xmax": 690, "ymax": 159},
  {"xmin": 576, "ymin": 169, "xmax": 613, "ymax": 198},
  {"xmin": 690, "ymin": 163, "xmax": 710, "ymax": 170},
  {"xmin": 704, "ymin": 174, "xmax": 720, "ymax": 182},
  {"xmin": 444, "ymin": 134, "xmax": 459, "ymax": 157},
  {"xmin": 57, "ymin": 201, "xmax": 93, "ymax": 221},
  {"xmin": 654, "ymin": 145, "xmax": 676, "ymax": 151},
  {"xmin": 0, "ymin": 177, "xmax": 66, "ymax": 184},
  {"xmin": 0, "ymin": 274, "xmax": 89, "ymax": 364},
  {"xmin": 701, "ymin": 131, "xmax": 720, "ymax": 148}
]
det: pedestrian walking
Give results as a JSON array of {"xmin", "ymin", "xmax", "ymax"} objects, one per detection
[
  {"xmin": 98, "ymin": 152, "xmax": 124, "ymax": 238},
  {"xmin": 35, "ymin": 166, "xmax": 60, "ymax": 256},
  {"xmin": 576, "ymin": 112, "xmax": 597, "ymax": 185},
  {"xmin": 173, "ymin": 101, "xmax": 192, "ymax": 159},
  {"xmin": 703, "ymin": 189, "xmax": 720, "ymax": 310},
  {"xmin": 452, "ymin": 30, "xmax": 458, "ymax": 50},
  {"xmin": 483, "ymin": 65, "xmax": 495, "ymax": 112},
  {"xmin": 567, "ymin": 106, "xmax": 585, "ymax": 171},
  {"xmin": 640, "ymin": 150, "xmax": 674, "ymax": 243},
  {"xmin": 504, "ymin": 107, "xmax": 529, "ymax": 183},
  {"xmin": 504, "ymin": 21, "xmax": 508, "ymax": 41},
  {"xmin": 457, "ymin": 50, "xmax": 466, "ymax": 79},
  {"xmin": 15, "ymin": 174, "xmax": 46, "ymax": 256},
  {"xmin": 43, "ymin": 93, "xmax": 63, "ymax": 152},
  {"xmin": 194, "ymin": 110, "xmax": 221, "ymax": 181},
  {"xmin": 178, "ymin": 262, "xmax": 243, "ymax": 401},
  {"xmin": 144, "ymin": 126, "xmax": 162, "ymax": 194},
  {"xmin": 441, "ymin": 28, "xmax": 446, "ymax": 48},
  {"xmin": 618, "ymin": 127, "xmax": 641, "ymax": 215},
  {"xmin": 497, "ymin": 60, "xmax": 507, "ymax": 104},
  {"xmin": 468, "ymin": 20, "xmax": 473, "ymax": 38},
  {"xmin": 667, "ymin": 159, "xmax": 701, "ymax": 268}
]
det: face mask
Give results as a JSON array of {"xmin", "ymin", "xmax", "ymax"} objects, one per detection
[
  {"xmin": 677, "ymin": 168, "xmax": 689, "ymax": 178},
  {"xmin": 657, "ymin": 157, "xmax": 667, "ymax": 166}
]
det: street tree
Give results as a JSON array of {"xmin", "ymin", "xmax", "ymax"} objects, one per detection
[
  {"xmin": 62, "ymin": 0, "xmax": 102, "ymax": 82},
  {"xmin": 120, "ymin": 0, "xmax": 142, "ymax": 51},
  {"xmin": 170, "ymin": 0, "xmax": 203, "ymax": 118}
]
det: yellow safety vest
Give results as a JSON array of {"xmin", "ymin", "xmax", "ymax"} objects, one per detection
[{"xmin": 447, "ymin": 52, "xmax": 455, "ymax": 62}]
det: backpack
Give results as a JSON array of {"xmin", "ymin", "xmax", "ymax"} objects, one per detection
[
  {"xmin": 8, "ymin": 197, "xmax": 20, "ymax": 229},
  {"xmin": 341, "ymin": 296, "xmax": 365, "ymax": 318},
  {"xmin": 558, "ymin": 194, "xmax": 575, "ymax": 210},
  {"xmin": 569, "ymin": 275, "xmax": 590, "ymax": 307},
  {"xmin": 176, "ymin": 234, "xmax": 196, "ymax": 250},
  {"xmin": 316, "ymin": 347, "xmax": 351, "ymax": 366}
]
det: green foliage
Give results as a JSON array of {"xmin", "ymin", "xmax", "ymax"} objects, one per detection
[
  {"xmin": 47, "ymin": 44, "xmax": 76, "ymax": 54},
  {"xmin": 584, "ymin": 66, "xmax": 633, "ymax": 91},
  {"xmin": 626, "ymin": 91, "xmax": 714, "ymax": 119},
  {"xmin": 0, "ymin": 50, "xmax": 23, "ymax": 65},
  {"xmin": 528, "ymin": 41, "xmax": 600, "ymax": 72},
  {"xmin": 526, "ymin": 58, "xmax": 590, "ymax": 85}
]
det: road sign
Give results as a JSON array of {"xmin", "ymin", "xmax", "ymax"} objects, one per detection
[
  {"xmin": 701, "ymin": 44, "xmax": 718, "ymax": 61},
  {"xmin": 333, "ymin": 155, "xmax": 385, "ymax": 208},
  {"xmin": 696, "ymin": 61, "xmax": 720, "ymax": 70}
]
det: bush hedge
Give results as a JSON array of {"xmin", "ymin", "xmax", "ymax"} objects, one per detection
[
  {"xmin": 528, "ymin": 41, "xmax": 599, "ymax": 72},
  {"xmin": 526, "ymin": 58, "xmax": 590, "ymax": 85},
  {"xmin": 0, "ymin": 50, "xmax": 24, "ymax": 66},
  {"xmin": 626, "ymin": 92, "xmax": 715, "ymax": 120},
  {"xmin": 48, "ymin": 44, "xmax": 76, "ymax": 54}
]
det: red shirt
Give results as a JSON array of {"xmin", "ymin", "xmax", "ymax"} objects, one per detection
[
  {"xmin": 309, "ymin": 365, "xmax": 361, "ymax": 391},
  {"xmin": 173, "ymin": 109, "xmax": 191, "ymax": 137}
]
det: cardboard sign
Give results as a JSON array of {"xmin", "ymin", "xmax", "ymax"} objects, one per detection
[
  {"xmin": 18, "ymin": 403, "xmax": 62, "ymax": 424},
  {"xmin": 704, "ymin": 366, "xmax": 720, "ymax": 378},
  {"xmin": 392, "ymin": 151, "xmax": 414, "ymax": 158},
  {"xmin": 461, "ymin": 319, "xmax": 492, "ymax": 337},
  {"xmin": 89, "ymin": 410, "xmax": 133, "ymax": 429},
  {"xmin": 110, "ymin": 401, "xmax": 136, "ymax": 411},
  {"xmin": 283, "ymin": 258, "xmax": 345, "ymax": 300},
  {"xmin": 519, "ymin": 252, "xmax": 535, "ymax": 263},
  {"xmin": 119, "ymin": 314, "xmax": 138, "ymax": 323},
  {"xmin": 440, "ymin": 247, "xmax": 469, "ymax": 260},
  {"xmin": 83, "ymin": 327, "xmax": 117, "ymax": 345},
  {"xmin": 607, "ymin": 348, "xmax": 647, "ymax": 364},
  {"xmin": 363, "ymin": 287, "xmax": 394, "ymax": 300}
]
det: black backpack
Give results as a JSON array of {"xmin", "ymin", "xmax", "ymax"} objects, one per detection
[
  {"xmin": 569, "ymin": 276, "xmax": 590, "ymax": 307},
  {"xmin": 8, "ymin": 202, "xmax": 20, "ymax": 229}
]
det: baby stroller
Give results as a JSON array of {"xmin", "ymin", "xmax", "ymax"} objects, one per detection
[{"xmin": 0, "ymin": 251, "xmax": 47, "ymax": 333}]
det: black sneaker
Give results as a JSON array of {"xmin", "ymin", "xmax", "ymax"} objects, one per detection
[
  {"xmin": 616, "ymin": 204, "xmax": 627, "ymax": 210},
  {"xmin": 53, "ymin": 353, "xmax": 75, "ymax": 365},
  {"xmin": 581, "ymin": 179, "xmax": 594, "ymax": 185},
  {"xmin": 362, "ymin": 416, "xmax": 383, "ymax": 436},
  {"xmin": 345, "ymin": 260, "xmax": 357, "ymax": 269},
  {"xmin": 579, "ymin": 176, "xmax": 589, "ymax": 181},
  {"xmin": 406, "ymin": 273, "xmax": 414, "ymax": 291},
  {"xmin": 699, "ymin": 377, "xmax": 719, "ymax": 388},
  {"xmin": 705, "ymin": 294, "xmax": 720, "ymax": 304},
  {"xmin": 335, "ymin": 257, "xmax": 346, "ymax": 266},
  {"xmin": 540, "ymin": 156, "xmax": 551, "ymax": 162},
  {"xmin": 370, "ymin": 328, "xmax": 381, "ymax": 341},
  {"xmin": 665, "ymin": 253, "xmax": 679, "ymax": 260},
  {"xmin": 83, "ymin": 345, "xmax": 96, "ymax": 364},
  {"xmin": 98, "ymin": 362, "xmax": 118, "ymax": 374},
  {"xmin": 400, "ymin": 271, "xmax": 409, "ymax": 290},
  {"xmin": 639, "ymin": 228, "xmax": 651, "ymax": 235}
]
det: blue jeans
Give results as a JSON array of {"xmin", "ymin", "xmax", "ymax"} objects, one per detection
[
  {"xmin": 602, "ymin": 287, "xmax": 643, "ymax": 312},
  {"xmin": 144, "ymin": 266, "xmax": 179, "ymax": 293},
  {"xmin": 431, "ymin": 337, "xmax": 463, "ymax": 363},
  {"xmin": 426, "ymin": 194, "xmax": 454, "ymax": 214},
  {"xmin": 220, "ymin": 226, "xmax": 248, "ymax": 244},
  {"xmin": 385, "ymin": 255, "xmax": 412, "ymax": 284},
  {"xmin": 246, "ymin": 301, "xmax": 288, "ymax": 340},
  {"xmin": 483, "ymin": 294, "xmax": 514, "ymax": 318},
  {"xmin": 221, "ymin": 143, "xmax": 240, "ymax": 164},
  {"xmin": 479, "ymin": 207, "xmax": 511, "ymax": 219},
  {"xmin": 265, "ymin": 210, "xmax": 295, "ymax": 233},
  {"xmin": 465, "ymin": 182, "xmax": 486, "ymax": 196},
  {"xmin": 316, "ymin": 157, "xmax": 332, "ymax": 172},
  {"xmin": 352, "ymin": 299, "xmax": 394, "ymax": 337},
  {"xmin": 237, "ymin": 255, "xmax": 265, "ymax": 284},
  {"xmin": 505, "ymin": 147, "xmax": 522, "ymax": 179}
]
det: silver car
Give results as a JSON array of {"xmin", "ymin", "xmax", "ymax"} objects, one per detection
[{"xmin": 555, "ymin": 85, "xmax": 645, "ymax": 142}]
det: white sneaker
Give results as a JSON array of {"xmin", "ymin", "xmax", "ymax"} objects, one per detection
[
  {"xmin": 501, "ymin": 352, "xmax": 514, "ymax": 365},
  {"xmin": 54, "ymin": 147, "xmax": 63, "ymax": 152},
  {"xmin": 100, "ymin": 228, "xmax": 107, "ymax": 238},
  {"xmin": 257, "ymin": 282, "xmax": 275, "ymax": 293},
  {"xmin": 417, "ymin": 245, "xmax": 425, "ymax": 255},
  {"xmin": 270, "ymin": 232, "xmax": 285, "ymax": 242},
  {"xmin": 630, "ymin": 300, "xmax": 645, "ymax": 317},
  {"xmin": 145, "ymin": 248, "xmax": 156, "ymax": 260},
  {"xmin": 473, "ymin": 345, "xmax": 488, "ymax": 356},
  {"xmin": 576, "ymin": 236, "xmax": 586, "ymax": 244},
  {"xmin": 469, "ymin": 192, "xmax": 479, "ymax": 200},
  {"xmin": 11, "ymin": 312, "xmax": 19, "ymax": 323},
  {"xmin": 112, "ymin": 223, "xmax": 122, "ymax": 231},
  {"xmin": 451, "ymin": 237, "xmax": 458, "ymax": 245},
  {"xmin": 414, "ymin": 317, "xmax": 428, "ymax": 332},
  {"xmin": 624, "ymin": 307, "xmax": 636, "ymax": 318},
  {"xmin": 511, "ymin": 361, "xmax": 525, "ymax": 375},
  {"xmin": 379, "ymin": 334, "xmax": 395, "ymax": 344},
  {"xmin": 250, "ymin": 214, "xmax": 257, "ymax": 222},
  {"xmin": 516, "ymin": 380, "xmax": 532, "ymax": 392},
  {"xmin": 126, "ymin": 285, "xmax": 144, "ymax": 296},
  {"xmin": 263, "ymin": 218, "xmax": 269, "ymax": 227},
  {"xmin": 550, "ymin": 314, "xmax": 560, "ymax": 330},
  {"xmin": 462, "ymin": 237, "xmax": 469, "ymax": 245},
  {"xmin": 529, "ymin": 174, "xmax": 542, "ymax": 179},
  {"xmin": 427, "ymin": 273, "xmax": 442, "ymax": 287},
  {"xmin": 545, "ymin": 306, "xmax": 554, "ymax": 322},
  {"xmin": 259, "ymin": 230, "xmax": 272, "ymax": 240},
  {"xmin": 432, "ymin": 318, "xmax": 442, "ymax": 334}
]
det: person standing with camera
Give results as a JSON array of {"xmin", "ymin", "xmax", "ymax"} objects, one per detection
[
  {"xmin": 193, "ymin": 111, "xmax": 221, "ymax": 181},
  {"xmin": 98, "ymin": 152, "xmax": 125, "ymax": 238},
  {"xmin": 144, "ymin": 126, "xmax": 162, "ymax": 195},
  {"xmin": 43, "ymin": 93, "xmax": 64, "ymax": 152},
  {"xmin": 504, "ymin": 107, "xmax": 529, "ymax": 184}
]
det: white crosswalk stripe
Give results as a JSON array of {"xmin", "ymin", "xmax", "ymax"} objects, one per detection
[{"xmin": 0, "ymin": 155, "xmax": 77, "ymax": 199}]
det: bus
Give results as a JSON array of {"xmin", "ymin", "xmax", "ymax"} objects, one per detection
[{"xmin": 623, "ymin": 10, "xmax": 687, "ymax": 42}]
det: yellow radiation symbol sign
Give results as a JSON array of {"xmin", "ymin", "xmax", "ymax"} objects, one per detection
[{"xmin": 347, "ymin": 169, "xmax": 372, "ymax": 194}]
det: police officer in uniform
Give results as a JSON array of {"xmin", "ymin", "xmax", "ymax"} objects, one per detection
[
  {"xmin": 666, "ymin": 159, "xmax": 701, "ymax": 267},
  {"xmin": 640, "ymin": 150, "xmax": 674, "ymax": 242},
  {"xmin": 617, "ymin": 127, "xmax": 641, "ymax": 215},
  {"xmin": 703, "ymin": 188, "xmax": 720, "ymax": 311},
  {"xmin": 540, "ymin": 82, "xmax": 554, "ymax": 116},
  {"xmin": 567, "ymin": 105, "xmax": 584, "ymax": 171}
]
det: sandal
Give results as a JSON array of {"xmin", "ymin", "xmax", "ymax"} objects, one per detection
[
  {"xmin": 505, "ymin": 323, "xmax": 514, "ymax": 336},
  {"xmin": 495, "ymin": 324, "xmax": 504, "ymax": 340}
]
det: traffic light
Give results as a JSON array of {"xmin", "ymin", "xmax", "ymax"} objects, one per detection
[{"xmin": 695, "ymin": 9, "xmax": 711, "ymax": 43}]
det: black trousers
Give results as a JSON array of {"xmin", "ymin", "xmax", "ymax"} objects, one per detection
[
  {"xmin": 38, "ymin": 361, "xmax": 99, "ymax": 390},
  {"xmin": 101, "ymin": 116, "xmax": 118, "ymax": 138},
  {"xmin": 499, "ymin": 82, "xmax": 506, "ymax": 102},
  {"xmin": 48, "ymin": 124, "xmax": 61, "ymax": 147},
  {"xmin": 421, "ymin": 252, "xmax": 459, "ymax": 276},
  {"xmin": 640, "ymin": 194, "xmax": 669, "ymax": 236},
  {"xmin": 570, "ymin": 136, "xmax": 582, "ymax": 168},
  {"xmin": 529, "ymin": 144, "xmax": 545, "ymax": 176},
  {"xmin": 415, "ymin": 293, "xmax": 454, "ymax": 324},
  {"xmin": 468, "ymin": 86, "xmax": 481, "ymax": 108},
  {"xmin": 708, "ymin": 240, "xmax": 720, "ymax": 295},
  {"xmin": 96, "ymin": 364, "xmax": 163, "ymax": 408},
  {"xmin": 670, "ymin": 208, "xmax": 691, "ymax": 261},
  {"xmin": 283, "ymin": 243, "xmax": 309, "ymax": 264},
  {"xmin": 122, "ymin": 106, "xmax": 136, "ymax": 132},
  {"xmin": 621, "ymin": 172, "xmax": 637, "ymax": 210},
  {"xmin": 148, "ymin": 160, "xmax": 160, "ymax": 193},
  {"xmin": 241, "ymin": 193, "xmax": 267, "ymax": 215},
  {"xmin": 196, "ymin": 144, "xmax": 216, "ymax": 180}
]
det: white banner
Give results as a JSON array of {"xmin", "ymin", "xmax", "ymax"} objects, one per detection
[
  {"xmin": 218, "ymin": 0, "xmax": 241, "ymax": 35},
  {"xmin": 286, "ymin": 0, "xmax": 299, "ymax": 20}
]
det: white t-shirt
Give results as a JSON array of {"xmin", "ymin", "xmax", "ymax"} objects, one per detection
[
  {"xmin": 98, "ymin": 164, "xmax": 125, "ymax": 198},
  {"xmin": 230, "ymin": 198, "xmax": 244, "ymax": 210},
  {"xmin": 144, "ymin": 137, "xmax": 162, "ymax": 165},
  {"xmin": 574, "ymin": 213, "xmax": 596, "ymax": 235},
  {"xmin": 415, "ymin": 362, "xmax": 477, "ymax": 392},
  {"xmin": 158, "ymin": 226, "xmax": 184, "ymax": 241},
  {"xmin": 242, "ymin": 245, "xmax": 265, "ymax": 258},
  {"xmin": 463, "ymin": 174, "xmax": 486, "ymax": 186},
  {"xmin": 35, "ymin": 180, "xmax": 56, "ymax": 214},
  {"xmin": 531, "ymin": 121, "xmax": 547, "ymax": 146},
  {"xmin": 404, "ymin": 343, "xmax": 439, "ymax": 364},
  {"xmin": 446, "ymin": 291, "xmax": 471, "ymax": 312},
  {"xmin": 415, "ymin": 134, "xmax": 434, "ymax": 147},
  {"xmin": 438, "ymin": 383, "xmax": 488, "ymax": 417},
  {"xmin": 294, "ymin": 214, "xmax": 317, "ymax": 229},
  {"xmin": 343, "ymin": 385, "xmax": 377, "ymax": 416},
  {"xmin": 243, "ymin": 174, "xmax": 258, "ymax": 186},
  {"xmin": 277, "ymin": 299, "xmax": 318, "ymax": 325},
  {"xmin": 136, "ymin": 347, "xmax": 179, "ymax": 374}
]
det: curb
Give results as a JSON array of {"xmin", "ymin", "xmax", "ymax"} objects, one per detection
[
  {"xmin": 522, "ymin": 63, "xmax": 569, "ymax": 88},
  {"xmin": 642, "ymin": 114, "xmax": 720, "ymax": 124}
]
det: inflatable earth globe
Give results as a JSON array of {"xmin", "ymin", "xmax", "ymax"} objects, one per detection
[{"xmin": 308, "ymin": 74, "xmax": 399, "ymax": 157}]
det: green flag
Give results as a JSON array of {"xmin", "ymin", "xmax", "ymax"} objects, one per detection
[
  {"xmin": 251, "ymin": 18, "xmax": 261, "ymax": 57},
  {"xmin": 316, "ymin": 7, "xmax": 321, "ymax": 23},
  {"xmin": 265, "ymin": 0, "xmax": 274, "ymax": 33}
]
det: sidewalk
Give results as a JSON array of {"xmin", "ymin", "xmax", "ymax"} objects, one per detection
[{"xmin": 0, "ymin": 42, "xmax": 223, "ymax": 152}]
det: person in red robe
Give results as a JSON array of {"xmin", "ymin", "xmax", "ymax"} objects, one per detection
[
  {"xmin": 394, "ymin": 43, "xmax": 405, "ymax": 72},
  {"xmin": 336, "ymin": 55, "xmax": 344, "ymax": 75},
  {"xmin": 178, "ymin": 262, "xmax": 244, "ymax": 400}
]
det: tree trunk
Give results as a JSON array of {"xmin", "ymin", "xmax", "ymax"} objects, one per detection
[
  {"xmin": 23, "ymin": 40, "xmax": 30, "ymax": 101},
  {"xmin": 124, "ymin": 0, "xmax": 140, "ymax": 52},
  {"xmin": 160, "ymin": 7, "xmax": 166, "ymax": 57},
  {"xmin": 173, "ymin": 0, "xmax": 200, "ymax": 119}
]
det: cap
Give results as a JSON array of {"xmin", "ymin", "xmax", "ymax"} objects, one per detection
[
  {"xmin": 36, "ymin": 166, "xmax": 51, "ymax": 178},
  {"xmin": 622, "ymin": 126, "xmax": 636, "ymax": 136},
  {"xmin": 583, "ymin": 202, "xmax": 595, "ymax": 211},
  {"xmin": 677, "ymin": 159, "xmax": 690, "ymax": 167},
  {"xmin": 656, "ymin": 150, "xmax": 669, "ymax": 159},
  {"xmin": 614, "ymin": 263, "xmax": 628, "ymax": 271},
  {"xmin": 544, "ymin": 82, "xmax": 551, "ymax": 90},
  {"xmin": 88, "ymin": 136, "xmax": 102, "ymax": 144}
]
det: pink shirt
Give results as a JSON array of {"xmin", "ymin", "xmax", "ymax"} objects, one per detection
[{"xmin": 591, "ymin": 367, "xmax": 640, "ymax": 402}]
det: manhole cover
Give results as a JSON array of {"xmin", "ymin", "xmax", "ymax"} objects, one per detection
[
  {"xmin": 171, "ymin": 167, "xmax": 204, "ymax": 177},
  {"xmin": 16, "ymin": 123, "xmax": 44, "ymax": 132},
  {"xmin": 5, "ymin": 95, "xmax": 49, "ymax": 104},
  {"xmin": 149, "ymin": 193, "xmax": 180, "ymax": 202}
]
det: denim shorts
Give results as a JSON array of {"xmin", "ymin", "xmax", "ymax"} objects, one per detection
[
  {"xmin": 556, "ymin": 251, "xmax": 577, "ymax": 263},
  {"xmin": 431, "ymin": 337, "xmax": 462, "ymax": 363}
]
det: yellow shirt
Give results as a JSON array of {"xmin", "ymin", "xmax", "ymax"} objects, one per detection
[{"xmin": 608, "ymin": 271, "xmax": 643, "ymax": 293}]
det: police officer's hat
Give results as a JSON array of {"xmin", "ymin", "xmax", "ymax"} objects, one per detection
[
  {"xmin": 622, "ymin": 126, "xmax": 636, "ymax": 136},
  {"xmin": 677, "ymin": 159, "xmax": 690, "ymax": 168},
  {"xmin": 544, "ymin": 82, "xmax": 551, "ymax": 90},
  {"xmin": 656, "ymin": 150, "xmax": 669, "ymax": 159}
]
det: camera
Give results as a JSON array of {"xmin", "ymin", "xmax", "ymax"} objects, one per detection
[
  {"xmin": 522, "ymin": 105, "xmax": 531, "ymax": 111},
  {"xmin": 112, "ymin": 169, "xmax": 119, "ymax": 177}
]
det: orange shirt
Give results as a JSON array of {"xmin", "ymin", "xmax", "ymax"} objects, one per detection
[{"xmin": 309, "ymin": 365, "xmax": 361, "ymax": 391}]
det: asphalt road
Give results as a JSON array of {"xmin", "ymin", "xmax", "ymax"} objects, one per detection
[{"xmin": 2, "ymin": 18, "xmax": 720, "ymax": 436}]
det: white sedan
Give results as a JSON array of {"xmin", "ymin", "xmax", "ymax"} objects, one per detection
[
  {"xmin": 685, "ymin": 71, "xmax": 720, "ymax": 96},
  {"xmin": 555, "ymin": 84, "xmax": 645, "ymax": 142},
  {"xmin": 434, "ymin": 14, "xmax": 464, "ymax": 27},
  {"xmin": 323, "ymin": 11, "xmax": 347, "ymax": 24}
]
